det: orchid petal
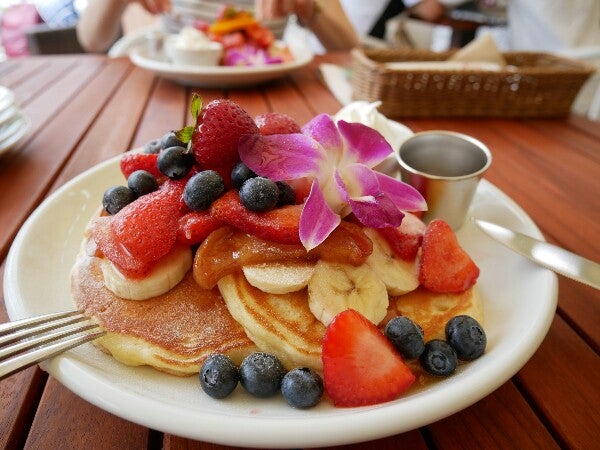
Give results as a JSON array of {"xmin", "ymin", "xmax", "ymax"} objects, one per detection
[
  {"xmin": 338, "ymin": 120, "xmax": 392, "ymax": 167},
  {"xmin": 340, "ymin": 164, "xmax": 405, "ymax": 228},
  {"xmin": 299, "ymin": 180, "xmax": 341, "ymax": 250},
  {"xmin": 301, "ymin": 114, "xmax": 343, "ymax": 157},
  {"xmin": 375, "ymin": 171, "xmax": 428, "ymax": 212},
  {"xmin": 238, "ymin": 133, "xmax": 325, "ymax": 181}
]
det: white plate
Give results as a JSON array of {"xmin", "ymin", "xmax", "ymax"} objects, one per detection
[
  {"xmin": 130, "ymin": 40, "xmax": 314, "ymax": 88},
  {"xmin": 0, "ymin": 85, "xmax": 16, "ymax": 113},
  {"xmin": 0, "ymin": 113, "xmax": 30, "ymax": 156},
  {"xmin": 4, "ymin": 154, "xmax": 557, "ymax": 448}
]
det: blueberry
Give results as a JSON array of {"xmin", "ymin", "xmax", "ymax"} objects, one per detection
[
  {"xmin": 127, "ymin": 170, "xmax": 158, "ymax": 197},
  {"xmin": 143, "ymin": 138, "xmax": 162, "ymax": 154},
  {"xmin": 239, "ymin": 352, "xmax": 285, "ymax": 398},
  {"xmin": 199, "ymin": 354, "xmax": 239, "ymax": 399},
  {"xmin": 276, "ymin": 181, "xmax": 296, "ymax": 207},
  {"xmin": 231, "ymin": 161, "xmax": 257, "ymax": 189},
  {"xmin": 157, "ymin": 146, "xmax": 194, "ymax": 179},
  {"xmin": 384, "ymin": 316, "xmax": 425, "ymax": 360},
  {"xmin": 281, "ymin": 367, "xmax": 323, "ymax": 409},
  {"xmin": 445, "ymin": 315, "xmax": 486, "ymax": 360},
  {"xmin": 160, "ymin": 130, "xmax": 186, "ymax": 149},
  {"xmin": 102, "ymin": 185, "xmax": 137, "ymax": 215},
  {"xmin": 183, "ymin": 170, "xmax": 225, "ymax": 211},
  {"xmin": 420, "ymin": 340, "xmax": 458, "ymax": 376},
  {"xmin": 239, "ymin": 177, "xmax": 279, "ymax": 212}
]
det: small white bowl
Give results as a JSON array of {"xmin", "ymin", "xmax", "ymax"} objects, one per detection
[{"xmin": 164, "ymin": 34, "xmax": 223, "ymax": 67}]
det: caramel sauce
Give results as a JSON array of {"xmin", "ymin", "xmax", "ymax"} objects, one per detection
[{"xmin": 193, "ymin": 221, "xmax": 373, "ymax": 289}]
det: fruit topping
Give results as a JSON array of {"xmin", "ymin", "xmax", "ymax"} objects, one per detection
[
  {"xmin": 157, "ymin": 146, "xmax": 195, "ymax": 180},
  {"xmin": 275, "ymin": 181, "xmax": 295, "ymax": 207},
  {"xmin": 419, "ymin": 219, "xmax": 480, "ymax": 293},
  {"xmin": 420, "ymin": 339, "xmax": 458, "ymax": 376},
  {"xmin": 255, "ymin": 112, "xmax": 301, "ymax": 136},
  {"xmin": 281, "ymin": 368, "xmax": 324, "ymax": 409},
  {"xmin": 183, "ymin": 170, "xmax": 225, "ymax": 211},
  {"xmin": 161, "ymin": 130, "xmax": 186, "ymax": 149},
  {"xmin": 102, "ymin": 185, "xmax": 137, "ymax": 215},
  {"xmin": 120, "ymin": 152, "xmax": 162, "ymax": 179},
  {"xmin": 239, "ymin": 352, "xmax": 286, "ymax": 398},
  {"xmin": 239, "ymin": 176, "xmax": 279, "ymax": 212},
  {"xmin": 191, "ymin": 98, "xmax": 258, "ymax": 184},
  {"xmin": 127, "ymin": 170, "xmax": 159, "ymax": 197},
  {"xmin": 375, "ymin": 212, "xmax": 426, "ymax": 261},
  {"xmin": 200, "ymin": 354, "xmax": 240, "ymax": 399},
  {"xmin": 177, "ymin": 210, "xmax": 223, "ymax": 246},
  {"xmin": 445, "ymin": 315, "xmax": 486, "ymax": 360},
  {"xmin": 322, "ymin": 309, "xmax": 415, "ymax": 407},
  {"xmin": 143, "ymin": 138, "xmax": 162, "ymax": 154},
  {"xmin": 231, "ymin": 161, "xmax": 257, "ymax": 189},
  {"xmin": 384, "ymin": 316, "xmax": 425, "ymax": 360}
]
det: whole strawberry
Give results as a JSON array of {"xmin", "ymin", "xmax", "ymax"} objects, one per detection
[{"xmin": 191, "ymin": 99, "xmax": 258, "ymax": 183}]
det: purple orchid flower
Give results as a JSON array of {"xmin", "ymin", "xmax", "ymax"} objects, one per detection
[
  {"xmin": 223, "ymin": 45, "xmax": 283, "ymax": 66},
  {"xmin": 238, "ymin": 114, "xmax": 427, "ymax": 250}
]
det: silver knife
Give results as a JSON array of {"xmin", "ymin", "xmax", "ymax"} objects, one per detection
[{"xmin": 473, "ymin": 218, "xmax": 600, "ymax": 290}]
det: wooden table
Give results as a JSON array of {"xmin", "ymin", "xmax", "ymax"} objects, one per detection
[{"xmin": 1, "ymin": 53, "xmax": 598, "ymax": 449}]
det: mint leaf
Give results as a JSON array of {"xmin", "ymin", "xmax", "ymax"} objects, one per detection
[
  {"xmin": 175, "ymin": 126, "xmax": 194, "ymax": 144},
  {"xmin": 190, "ymin": 93, "xmax": 202, "ymax": 121}
]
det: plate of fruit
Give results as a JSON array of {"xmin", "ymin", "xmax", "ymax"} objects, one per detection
[
  {"xmin": 130, "ymin": 6, "xmax": 313, "ymax": 88},
  {"xmin": 3, "ymin": 97, "xmax": 558, "ymax": 448}
]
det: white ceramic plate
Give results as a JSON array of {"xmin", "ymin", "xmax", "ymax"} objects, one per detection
[
  {"xmin": 130, "ymin": 39, "xmax": 314, "ymax": 88},
  {"xmin": 0, "ymin": 113, "xmax": 30, "ymax": 156},
  {"xmin": 4, "ymin": 154, "xmax": 557, "ymax": 448}
]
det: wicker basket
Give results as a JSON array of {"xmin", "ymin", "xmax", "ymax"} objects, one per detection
[{"xmin": 351, "ymin": 48, "xmax": 596, "ymax": 118}]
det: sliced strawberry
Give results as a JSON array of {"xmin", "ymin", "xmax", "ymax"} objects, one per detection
[
  {"xmin": 246, "ymin": 25, "xmax": 275, "ymax": 49},
  {"xmin": 419, "ymin": 219, "xmax": 480, "ymax": 293},
  {"xmin": 177, "ymin": 210, "xmax": 223, "ymax": 245},
  {"xmin": 120, "ymin": 153, "xmax": 162, "ymax": 179},
  {"xmin": 110, "ymin": 188, "xmax": 182, "ymax": 265},
  {"xmin": 191, "ymin": 99, "xmax": 258, "ymax": 185},
  {"xmin": 254, "ymin": 112, "xmax": 301, "ymax": 136},
  {"xmin": 377, "ymin": 212, "xmax": 426, "ymax": 261},
  {"xmin": 91, "ymin": 216, "xmax": 151, "ymax": 278},
  {"xmin": 210, "ymin": 190, "xmax": 302, "ymax": 244},
  {"xmin": 322, "ymin": 309, "xmax": 415, "ymax": 407}
]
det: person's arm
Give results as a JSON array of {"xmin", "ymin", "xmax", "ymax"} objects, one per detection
[
  {"xmin": 255, "ymin": 0, "xmax": 360, "ymax": 51},
  {"xmin": 77, "ymin": 0, "xmax": 170, "ymax": 53}
]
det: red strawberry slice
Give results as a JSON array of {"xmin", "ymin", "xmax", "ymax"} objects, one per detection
[
  {"xmin": 120, "ymin": 153, "xmax": 162, "ymax": 179},
  {"xmin": 191, "ymin": 99, "xmax": 258, "ymax": 184},
  {"xmin": 254, "ymin": 112, "xmax": 301, "ymax": 136},
  {"xmin": 377, "ymin": 212, "xmax": 426, "ymax": 260},
  {"xmin": 210, "ymin": 190, "xmax": 302, "ymax": 244},
  {"xmin": 177, "ymin": 211, "xmax": 223, "ymax": 245},
  {"xmin": 110, "ymin": 188, "xmax": 182, "ymax": 265},
  {"xmin": 419, "ymin": 219, "xmax": 480, "ymax": 293},
  {"xmin": 322, "ymin": 309, "xmax": 415, "ymax": 407}
]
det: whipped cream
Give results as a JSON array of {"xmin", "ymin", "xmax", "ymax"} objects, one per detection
[
  {"xmin": 334, "ymin": 101, "xmax": 413, "ymax": 151},
  {"xmin": 169, "ymin": 27, "xmax": 222, "ymax": 51}
]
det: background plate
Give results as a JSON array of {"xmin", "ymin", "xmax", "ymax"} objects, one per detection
[{"xmin": 4, "ymin": 154, "xmax": 557, "ymax": 448}]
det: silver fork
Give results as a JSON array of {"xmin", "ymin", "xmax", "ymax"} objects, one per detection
[{"xmin": 0, "ymin": 310, "xmax": 105, "ymax": 380}]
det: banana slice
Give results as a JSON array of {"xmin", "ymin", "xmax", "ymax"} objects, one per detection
[
  {"xmin": 100, "ymin": 245, "xmax": 192, "ymax": 300},
  {"xmin": 307, "ymin": 261, "xmax": 388, "ymax": 326},
  {"xmin": 363, "ymin": 228, "xmax": 419, "ymax": 296},
  {"xmin": 242, "ymin": 262, "xmax": 315, "ymax": 294}
]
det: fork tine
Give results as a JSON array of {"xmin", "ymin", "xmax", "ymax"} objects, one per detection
[
  {"xmin": 0, "ymin": 310, "xmax": 106, "ymax": 380},
  {"xmin": 0, "ymin": 327, "xmax": 105, "ymax": 380}
]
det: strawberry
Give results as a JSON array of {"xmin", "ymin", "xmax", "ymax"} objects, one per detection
[
  {"xmin": 254, "ymin": 112, "xmax": 301, "ymax": 136},
  {"xmin": 376, "ymin": 212, "xmax": 426, "ymax": 260},
  {"xmin": 322, "ymin": 309, "xmax": 415, "ymax": 407},
  {"xmin": 210, "ymin": 190, "xmax": 302, "ymax": 244},
  {"xmin": 120, "ymin": 153, "xmax": 162, "ymax": 179},
  {"xmin": 177, "ymin": 210, "xmax": 223, "ymax": 245},
  {"xmin": 419, "ymin": 219, "xmax": 480, "ymax": 293},
  {"xmin": 191, "ymin": 99, "xmax": 258, "ymax": 184},
  {"xmin": 110, "ymin": 188, "xmax": 182, "ymax": 267}
]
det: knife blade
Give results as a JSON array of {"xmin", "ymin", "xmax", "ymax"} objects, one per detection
[{"xmin": 473, "ymin": 218, "xmax": 600, "ymax": 290}]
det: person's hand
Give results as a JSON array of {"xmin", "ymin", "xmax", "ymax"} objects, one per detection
[
  {"xmin": 410, "ymin": 0, "xmax": 446, "ymax": 23},
  {"xmin": 254, "ymin": 0, "xmax": 317, "ymax": 24},
  {"xmin": 129, "ymin": 0, "xmax": 171, "ymax": 15}
]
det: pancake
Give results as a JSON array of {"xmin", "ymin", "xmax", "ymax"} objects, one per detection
[
  {"xmin": 70, "ymin": 238, "xmax": 257, "ymax": 377},
  {"xmin": 381, "ymin": 285, "xmax": 484, "ymax": 342},
  {"xmin": 218, "ymin": 271, "xmax": 326, "ymax": 371}
]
